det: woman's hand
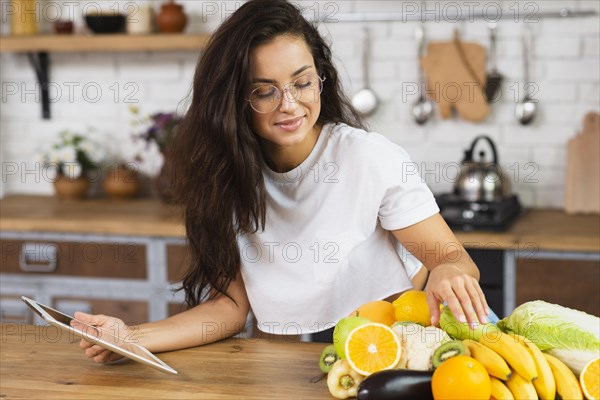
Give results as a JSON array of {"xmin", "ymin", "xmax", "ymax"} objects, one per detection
[
  {"xmin": 71, "ymin": 312, "xmax": 134, "ymax": 364},
  {"xmin": 425, "ymin": 263, "xmax": 489, "ymax": 329},
  {"xmin": 391, "ymin": 214, "xmax": 491, "ymax": 330}
]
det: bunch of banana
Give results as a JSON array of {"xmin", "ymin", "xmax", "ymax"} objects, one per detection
[
  {"xmin": 471, "ymin": 330, "xmax": 585, "ymax": 400},
  {"xmin": 509, "ymin": 333, "xmax": 555, "ymax": 400},
  {"xmin": 478, "ymin": 331, "xmax": 538, "ymax": 381},
  {"xmin": 543, "ymin": 353, "xmax": 584, "ymax": 400},
  {"xmin": 474, "ymin": 331, "xmax": 542, "ymax": 399}
]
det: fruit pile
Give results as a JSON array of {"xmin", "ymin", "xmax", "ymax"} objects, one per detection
[{"xmin": 319, "ymin": 293, "xmax": 600, "ymax": 400}]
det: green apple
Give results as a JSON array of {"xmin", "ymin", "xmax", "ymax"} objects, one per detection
[
  {"xmin": 333, "ymin": 316, "xmax": 371, "ymax": 359},
  {"xmin": 439, "ymin": 305, "xmax": 499, "ymax": 341}
]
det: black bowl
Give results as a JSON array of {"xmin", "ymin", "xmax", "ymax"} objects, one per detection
[{"xmin": 85, "ymin": 14, "xmax": 126, "ymax": 34}]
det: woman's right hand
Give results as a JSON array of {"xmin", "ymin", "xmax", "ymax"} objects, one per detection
[{"xmin": 71, "ymin": 311, "xmax": 132, "ymax": 364}]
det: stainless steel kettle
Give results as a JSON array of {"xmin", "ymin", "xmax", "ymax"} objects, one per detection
[{"xmin": 455, "ymin": 136, "xmax": 511, "ymax": 202}]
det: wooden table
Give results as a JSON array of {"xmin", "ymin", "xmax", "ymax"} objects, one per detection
[{"xmin": 0, "ymin": 324, "xmax": 331, "ymax": 399}]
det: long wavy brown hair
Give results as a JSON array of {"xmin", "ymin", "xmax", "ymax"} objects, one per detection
[{"xmin": 172, "ymin": 0, "xmax": 366, "ymax": 307}]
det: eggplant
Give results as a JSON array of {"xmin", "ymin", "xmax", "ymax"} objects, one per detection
[{"xmin": 357, "ymin": 369, "xmax": 434, "ymax": 400}]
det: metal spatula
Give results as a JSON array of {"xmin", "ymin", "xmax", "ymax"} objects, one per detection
[{"xmin": 485, "ymin": 22, "xmax": 503, "ymax": 103}]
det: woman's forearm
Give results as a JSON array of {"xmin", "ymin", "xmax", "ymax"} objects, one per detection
[
  {"xmin": 131, "ymin": 298, "xmax": 249, "ymax": 353},
  {"xmin": 435, "ymin": 246, "xmax": 480, "ymax": 281}
]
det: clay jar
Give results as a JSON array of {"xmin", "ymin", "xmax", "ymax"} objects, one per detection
[
  {"xmin": 102, "ymin": 164, "xmax": 140, "ymax": 199},
  {"xmin": 156, "ymin": 0, "xmax": 187, "ymax": 33},
  {"xmin": 53, "ymin": 175, "xmax": 90, "ymax": 200}
]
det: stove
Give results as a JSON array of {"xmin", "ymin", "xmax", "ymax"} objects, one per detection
[{"xmin": 434, "ymin": 193, "xmax": 523, "ymax": 231}]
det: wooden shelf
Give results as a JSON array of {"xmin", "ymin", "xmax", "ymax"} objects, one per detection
[{"xmin": 0, "ymin": 34, "xmax": 210, "ymax": 53}]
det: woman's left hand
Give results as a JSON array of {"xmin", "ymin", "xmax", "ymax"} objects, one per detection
[{"xmin": 425, "ymin": 263, "xmax": 489, "ymax": 329}]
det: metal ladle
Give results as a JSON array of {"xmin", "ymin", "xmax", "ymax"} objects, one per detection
[
  {"xmin": 515, "ymin": 27, "xmax": 537, "ymax": 125},
  {"xmin": 411, "ymin": 24, "xmax": 433, "ymax": 125},
  {"xmin": 351, "ymin": 27, "xmax": 378, "ymax": 117}
]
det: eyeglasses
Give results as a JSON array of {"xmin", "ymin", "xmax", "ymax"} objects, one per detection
[{"xmin": 248, "ymin": 73, "xmax": 326, "ymax": 114}]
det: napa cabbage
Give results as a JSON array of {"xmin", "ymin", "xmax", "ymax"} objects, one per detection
[{"xmin": 497, "ymin": 300, "xmax": 600, "ymax": 375}]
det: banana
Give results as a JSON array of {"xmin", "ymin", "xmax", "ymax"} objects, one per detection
[
  {"xmin": 478, "ymin": 331, "xmax": 537, "ymax": 382},
  {"xmin": 464, "ymin": 339, "xmax": 512, "ymax": 380},
  {"xmin": 490, "ymin": 376, "xmax": 515, "ymax": 400},
  {"xmin": 509, "ymin": 333, "xmax": 556, "ymax": 400},
  {"xmin": 543, "ymin": 353, "xmax": 584, "ymax": 400},
  {"xmin": 506, "ymin": 371, "xmax": 538, "ymax": 400}
]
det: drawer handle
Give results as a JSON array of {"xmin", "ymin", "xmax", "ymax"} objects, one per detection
[{"xmin": 19, "ymin": 243, "xmax": 57, "ymax": 272}]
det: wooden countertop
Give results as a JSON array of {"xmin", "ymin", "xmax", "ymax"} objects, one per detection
[
  {"xmin": 0, "ymin": 195, "xmax": 185, "ymax": 238},
  {"xmin": 1, "ymin": 195, "xmax": 599, "ymax": 252},
  {"xmin": 0, "ymin": 324, "xmax": 330, "ymax": 399}
]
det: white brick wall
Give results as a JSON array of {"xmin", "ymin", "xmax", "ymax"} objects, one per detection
[{"xmin": 1, "ymin": 0, "xmax": 599, "ymax": 209}]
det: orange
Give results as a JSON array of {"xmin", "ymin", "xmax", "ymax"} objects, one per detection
[
  {"xmin": 581, "ymin": 356, "xmax": 600, "ymax": 400},
  {"xmin": 345, "ymin": 322, "xmax": 401, "ymax": 376},
  {"xmin": 431, "ymin": 355, "xmax": 491, "ymax": 400},
  {"xmin": 392, "ymin": 290, "xmax": 431, "ymax": 326},
  {"xmin": 351, "ymin": 300, "xmax": 396, "ymax": 326}
]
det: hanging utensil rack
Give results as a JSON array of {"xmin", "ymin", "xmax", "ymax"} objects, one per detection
[{"xmin": 313, "ymin": 8, "xmax": 597, "ymax": 23}]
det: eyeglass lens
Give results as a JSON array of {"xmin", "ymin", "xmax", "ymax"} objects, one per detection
[{"xmin": 249, "ymin": 73, "xmax": 323, "ymax": 113}]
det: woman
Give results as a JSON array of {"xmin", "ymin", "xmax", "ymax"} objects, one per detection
[{"xmin": 75, "ymin": 0, "xmax": 489, "ymax": 362}]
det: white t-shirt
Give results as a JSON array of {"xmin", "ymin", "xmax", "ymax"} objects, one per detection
[{"xmin": 238, "ymin": 122, "xmax": 439, "ymax": 335}]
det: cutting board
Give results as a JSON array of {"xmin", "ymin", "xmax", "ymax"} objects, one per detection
[
  {"xmin": 420, "ymin": 32, "xmax": 490, "ymax": 123},
  {"xmin": 564, "ymin": 112, "xmax": 600, "ymax": 214}
]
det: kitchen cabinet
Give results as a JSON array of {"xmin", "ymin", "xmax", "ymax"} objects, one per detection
[
  {"xmin": 0, "ymin": 196, "xmax": 187, "ymax": 324},
  {"xmin": 516, "ymin": 256, "xmax": 600, "ymax": 316},
  {"xmin": 0, "ymin": 232, "xmax": 187, "ymax": 325}
]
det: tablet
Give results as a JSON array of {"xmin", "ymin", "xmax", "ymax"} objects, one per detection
[{"xmin": 21, "ymin": 296, "xmax": 177, "ymax": 374}]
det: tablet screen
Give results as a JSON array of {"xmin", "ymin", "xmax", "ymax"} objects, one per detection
[{"xmin": 21, "ymin": 296, "xmax": 177, "ymax": 374}]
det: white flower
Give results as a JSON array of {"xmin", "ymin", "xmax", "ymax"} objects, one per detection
[
  {"xmin": 59, "ymin": 145, "xmax": 77, "ymax": 163},
  {"xmin": 79, "ymin": 139, "xmax": 104, "ymax": 164},
  {"xmin": 64, "ymin": 162, "xmax": 82, "ymax": 179},
  {"xmin": 48, "ymin": 148, "xmax": 62, "ymax": 164},
  {"xmin": 139, "ymin": 141, "xmax": 164, "ymax": 177}
]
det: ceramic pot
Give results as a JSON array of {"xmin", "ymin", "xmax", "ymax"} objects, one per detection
[
  {"xmin": 53, "ymin": 174, "xmax": 90, "ymax": 200},
  {"xmin": 103, "ymin": 165, "xmax": 140, "ymax": 199},
  {"xmin": 156, "ymin": 0, "xmax": 187, "ymax": 33},
  {"xmin": 127, "ymin": 5, "xmax": 153, "ymax": 34}
]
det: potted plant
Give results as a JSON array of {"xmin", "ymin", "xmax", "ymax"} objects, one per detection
[
  {"xmin": 125, "ymin": 106, "xmax": 183, "ymax": 202},
  {"xmin": 102, "ymin": 162, "xmax": 140, "ymax": 200},
  {"xmin": 39, "ymin": 130, "xmax": 104, "ymax": 200}
]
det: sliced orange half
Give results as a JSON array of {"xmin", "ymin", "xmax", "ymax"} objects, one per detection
[
  {"xmin": 345, "ymin": 322, "xmax": 401, "ymax": 376},
  {"xmin": 581, "ymin": 356, "xmax": 600, "ymax": 400}
]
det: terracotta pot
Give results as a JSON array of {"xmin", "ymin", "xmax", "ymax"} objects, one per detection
[
  {"xmin": 156, "ymin": 0, "xmax": 187, "ymax": 33},
  {"xmin": 103, "ymin": 165, "xmax": 140, "ymax": 199},
  {"xmin": 53, "ymin": 174, "xmax": 90, "ymax": 200}
]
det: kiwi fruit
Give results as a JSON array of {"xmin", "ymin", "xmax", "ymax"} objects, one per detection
[
  {"xmin": 432, "ymin": 340, "xmax": 470, "ymax": 369},
  {"xmin": 318, "ymin": 344, "xmax": 340, "ymax": 373}
]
